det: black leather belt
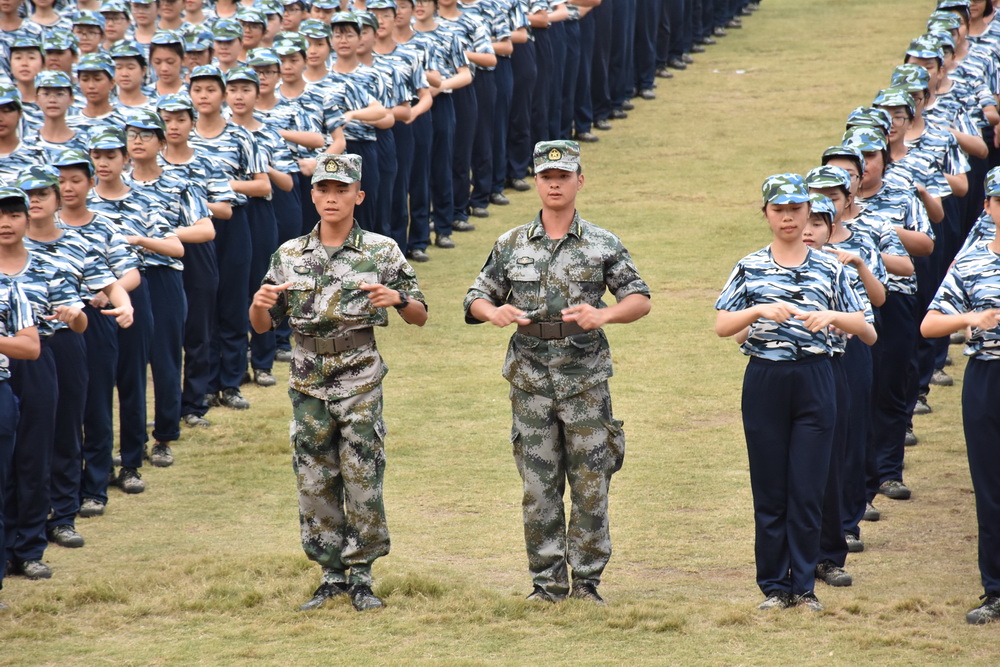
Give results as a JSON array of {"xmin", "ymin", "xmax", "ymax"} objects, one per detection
[
  {"xmin": 517, "ymin": 321, "xmax": 587, "ymax": 340},
  {"xmin": 294, "ymin": 329, "xmax": 374, "ymax": 354}
]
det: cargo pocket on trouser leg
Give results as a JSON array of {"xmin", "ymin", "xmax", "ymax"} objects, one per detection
[{"xmin": 603, "ymin": 418, "xmax": 626, "ymax": 474}]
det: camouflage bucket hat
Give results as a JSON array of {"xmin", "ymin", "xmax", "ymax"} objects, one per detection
[
  {"xmin": 15, "ymin": 165, "xmax": 61, "ymax": 191},
  {"xmin": 312, "ymin": 153, "xmax": 362, "ymax": 185},
  {"xmin": 0, "ymin": 187, "xmax": 30, "ymax": 209},
  {"xmin": 843, "ymin": 126, "xmax": 888, "ymax": 152},
  {"xmin": 821, "ymin": 144, "xmax": 866, "ymax": 176},
  {"xmin": 533, "ymin": 140, "xmax": 581, "ymax": 173},
  {"xmin": 52, "ymin": 148, "xmax": 95, "ymax": 176},
  {"xmin": 986, "ymin": 167, "xmax": 1000, "ymax": 197},
  {"xmin": 873, "ymin": 87, "xmax": 916, "ymax": 117},
  {"xmin": 0, "ymin": 84, "xmax": 22, "ymax": 110},
  {"xmin": 761, "ymin": 173, "xmax": 810, "ymax": 205},
  {"xmin": 88, "ymin": 125, "xmax": 128, "ymax": 150},
  {"xmin": 891, "ymin": 64, "xmax": 931, "ymax": 93},
  {"xmin": 805, "ymin": 165, "xmax": 851, "ymax": 191},
  {"xmin": 846, "ymin": 106, "xmax": 892, "ymax": 135},
  {"xmin": 808, "ymin": 193, "xmax": 837, "ymax": 222}
]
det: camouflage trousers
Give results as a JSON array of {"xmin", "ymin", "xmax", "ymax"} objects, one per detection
[
  {"xmin": 289, "ymin": 386, "xmax": 389, "ymax": 586},
  {"xmin": 510, "ymin": 381, "xmax": 626, "ymax": 598}
]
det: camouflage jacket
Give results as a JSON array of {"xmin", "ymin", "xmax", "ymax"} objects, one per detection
[
  {"xmin": 264, "ymin": 222, "xmax": 426, "ymax": 400},
  {"xmin": 464, "ymin": 211, "xmax": 650, "ymax": 399}
]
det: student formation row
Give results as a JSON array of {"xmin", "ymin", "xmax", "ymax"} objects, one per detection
[{"xmin": 714, "ymin": 0, "xmax": 1000, "ymax": 625}]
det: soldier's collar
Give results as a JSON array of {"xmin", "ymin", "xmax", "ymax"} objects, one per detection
[
  {"xmin": 304, "ymin": 221, "xmax": 364, "ymax": 251},
  {"xmin": 527, "ymin": 211, "xmax": 582, "ymax": 240}
]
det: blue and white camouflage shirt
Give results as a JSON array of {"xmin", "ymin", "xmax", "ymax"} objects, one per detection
[
  {"xmin": 929, "ymin": 242, "xmax": 1000, "ymax": 361},
  {"xmin": 0, "ymin": 276, "xmax": 36, "ymax": 382}
]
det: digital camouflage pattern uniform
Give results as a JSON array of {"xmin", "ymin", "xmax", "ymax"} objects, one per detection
[
  {"xmin": 464, "ymin": 143, "xmax": 650, "ymax": 597},
  {"xmin": 262, "ymin": 153, "xmax": 426, "ymax": 588}
]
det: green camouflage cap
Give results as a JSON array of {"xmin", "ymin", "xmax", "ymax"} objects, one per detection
[
  {"xmin": 355, "ymin": 10, "xmax": 379, "ymax": 31},
  {"xmin": 15, "ymin": 165, "xmax": 60, "ymax": 191},
  {"xmin": 258, "ymin": 0, "xmax": 284, "ymax": 15},
  {"xmin": 312, "ymin": 153, "xmax": 362, "ymax": 184},
  {"xmin": 843, "ymin": 126, "xmax": 888, "ymax": 152},
  {"xmin": 927, "ymin": 12, "xmax": 961, "ymax": 32},
  {"xmin": 156, "ymin": 92, "xmax": 195, "ymax": 113},
  {"xmin": 808, "ymin": 193, "xmax": 836, "ymax": 222},
  {"xmin": 761, "ymin": 173, "xmax": 810, "ymax": 205},
  {"xmin": 88, "ymin": 125, "xmax": 127, "ymax": 150},
  {"xmin": 0, "ymin": 186, "xmax": 29, "ymax": 209},
  {"xmin": 821, "ymin": 144, "xmax": 866, "ymax": 176},
  {"xmin": 299, "ymin": 19, "xmax": 333, "ymax": 39},
  {"xmin": 985, "ymin": 167, "xmax": 1000, "ymax": 197},
  {"xmin": 236, "ymin": 6, "xmax": 267, "ymax": 25},
  {"xmin": 213, "ymin": 18, "xmax": 244, "ymax": 41},
  {"xmin": 35, "ymin": 69, "xmax": 73, "ymax": 89},
  {"xmin": 71, "ymin": 10, "xmax": 106, "ymax": 29},
  {"xmin": 225, "ymin": 66, "xmax": 260, "ymax": 86},
  {"xmin": 330, "ymin": 11, "xmax": 362, "ymax": 30},
  {"xmin": 151, "ymin": 29, "xmax": 186, "ymax": 49},
  {"xmin": 805, "ymin": 165, "xmax": 851, "ymax": 191},
  {"xmin": 247, "ymin": 47, "xmax": 281, "ymax": 68},
  {"xmin": 10, "ymin": 33, "xmax": 43, "ymax": 50},
  {"xmin": 43, "ymin": 28, "xmax": 79, "ymax": 52},
  {"xmin": 930, "ymin": 30, "xmax": 956, "ymax": 51},
  {"xmin": 936, "ymin": 0, "xmax": 970, "ymax": 11},
  {"xmin": 75, "ymin": 53, "xmax": 115, "ymax": 77},
  {"xmin": 110, "ymin": 38, "xmax": 145, "ymax": 60},
  {"xmin": 0, "ymin": 84, "xmax": 22, "ymax": 110},
  {"xmin": 125, "ymin": 108, "xmax": 167, "ymax": 133},
  {"xmin": 906, "ymin": 34, "xmax": 943, "ymax": 60},
  {"xmin": 52, "ymin": 148, "xmax": 95, "ymax": 176},
  {"xmin": 367, "ymin": 0, "xmax": 397, "ymax": 9},
  {"xmin": 846, "ymin": 106, "xmax": 892, "ymax": 135},
  {"xmin": 891, "ymin": 64, "xmax": 931, "ymax": 93},
  {"xmin": 312, "ymin": 0, "xmax": 340, "ymax": 9},
  {"xmin": 533, "ymin": 140, "xmax": 581, "ymax": 173},
  {"xmin": 873, "ymin": 87, "xmax": 916, "ymax": 117},
  {"xmin": 274, "ymin": 33, "xmax": 308, "ymax": 54}
]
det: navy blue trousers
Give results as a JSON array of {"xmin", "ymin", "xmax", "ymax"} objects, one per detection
[
  {"xmin": 869, "ymin": 291, "xmax": 917, "ymax": 497},
  {"xmin": 299, "ymin": 168, "xmax": 320, "ymax": 236},
  {"xmin": 48, "ymin": 327, "xmax": 89, "ymax": 531},
  {"xmin": 248, "ymin": 197, "xmax": 278, "ymax": 373},
  {"xmin": 818, "ymin": 355, "xmax": 849, "ymax": 568},
  {"xmin": 742, "ymin": 355, "xmax": 835, "ymax": 597},
  {"xmin": 668, "ymin": 0, "xmax": 686, "ymax": 61},
  {"xmin": 963, "ymin": 357, "xmax": 1000, "ymax": 596},
  {"xmin": 375, "ymin": 127, "xmax": 397, "ymax": 237},
  {"xmin": 430, "ymin": 93, "xmax": 456, "ymax": 236},
  {"xmin": 574, "ymin": 13, "xmax": 596, "ymax": 135},
  {"xmin": 531, "ymin": 28, "xmax": 552, "ymax": 145},
  {"xmin": 507, "ymin": 39, "xmax": 536, "ymax": 181},
  {"xmin": 345, "ymin": 139, "xmax": 380, "ymax": 233},
  {"xmin": 212, "ymin": 206, "xmax": 251, "ymax": 392},
  {"xmin": 590, "ymin": 0, "xmax": 613, "ymax": 122},
  {"xmin": 79, "ymin": 306, "xmax": 118, "ymax": 508},
  {"xmin": 470, "ymin": 69, "xmax": 497, "ymax": 210},
  {"xmin": 610, "ymin": 0, "xmax": 637, "ymax": 108},
  {"xmin": 390, "ymin": 117, "xmax": 415, "ymax": 252},
  {"xmin": 452, "ymin": 84, "xmax": 478, "ymax": 221},
  {"xmin": 147, "ymin": 266, "xmax": 186, "ymax": 443},
  {"xmin": 0, "ymin": 380, "xmax": 18, "ymax": 590},
  {"xmin": 841, "ymin": 335, "xmax": 873, "ymax": 540},
  {"xmin": 274, "ymin": 175, "xmax": 303, "ymax": 351},
  {"xmin": 634, "ymin": 0, "xmax": 661, "ymax": 91},
  {"xmin": 116, "ymin": 278, "xmax": 151, "ymax": 471},
  {"xmin": 560, "ymin": 20, "xmax": 582, "ymax": 140},
  {"xmin": 6, "ymin": 347, "xmax": 56, "ymax": 564},
  {"xmin": 408, "ymin": 110, "xmax": 433, "ymax": 251},
  {"xmin": 491, "ymin": 57, "xmax": 514, "ymax": 195},
  {"xmin": 181, "ymin": 241, "xmax": 218, "ymax": 419},
  {"xmin": 546, "ymin": 22, "xmax": 567, "ymax": 141}
]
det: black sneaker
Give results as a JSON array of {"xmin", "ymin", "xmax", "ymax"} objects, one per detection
[
  {"xmin": 967, "ymin": 595, "xmax": 1000, "ymax": 625},
  {"xmin": 570, "ymin": 581, "xmax": 607, "ymax": 605},
  {"xmin": 904, "ymin": 428, "xmax": 918, "ymax": 447},
  {"xmin": 19, "ymin": 559, "xmax": 53, "ymax": 580},
  {"xmin": 594, "ymin": 119, "xmax": 612, "ymax": 131},
  {"xmin": 298, "ymin": 582, "xmax": 349, "ymax": 611},
  {"xmin": 526, "ymin": 585, "xmax": 557, "ymax": 603},
  {"xmin": 434, "ymin": 234, "xmax": 455, "ymax": 249},
  {"xmin": 349, "ymin": 584, "xmax": 384, "ymax": 611},
  {"xmin": 219, "ymin": 387, "xmax": 250, "ymax": 410},
  {"xmin": 253, "ymin": 369, "xmax": 276, "ymax": 387},
  {"xmin": 930, "ymin": 369, "xmax": 953, "ymax": 386},
  {"xmin": 757, "ymin": 591, "xmax": 792, "ymax": 610},
  {"xmin": 78, "ymin": 498, "xmax": 106, "ymax": 518},
  {"xmin": 879, "ymin": 479, "xmax": 911, "ymax": 500},
  {"xmin": 117, "ymin": 467, "xmax": 146, "ymax": 494},
  {"xmin": 794, "ymin": 592, "xmax": 824, "ymax": 612},
  {"xmin": 205, "ymin": 393, "xmax": 220, "ymax": 408},
  {"xmin": 275, "ymin": 348, "xmax": 293, "ymax": 363},
  {"xmin": 609, "ymin": 109, "xmax": 628, "ymax": 120},
  {"xmin": 863, "ymin": 502, "xmax": 881, "ymax": 522},
  {"xmin": 469, "ymin": 207, "xmax": 490, "ymax": 219},
  {"xmin": 815, "ymin": 561, "xmax": 852, "ymax": 587},
  {"xmin": 452, "ymin": 219, "xmax": 476, "ymax": 231},
  {"xmin": 47, "ymin": 524, "xmax": 85, "ymax": 548},
  {"xmin": 149, "ymin": 442, "xmax": 174, "ymax": 467},
  {"xmin": 489, "ymin": 192, "xmax": 510, "ymax": 206},
  {"xmin": 183, "ymin": 413, "xmax": 211, "ymax": 428},
  {"xmin": 845, "ymin": 533, "xmax": 865, "ymax": 553},
  {"xmin": 406, "ymin": 248, "xmax": 430, "ymax": 262},
  {"xmin": 507, "ymin": 178, "xmax": 531, "ymax": 191},
  {"xmin": 913, "ymin": 395, "xmax": 932, "ymax": 415}
]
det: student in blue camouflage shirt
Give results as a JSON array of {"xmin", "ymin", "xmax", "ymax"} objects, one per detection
[
  {"xmin": 111, "ymin": 39, "xmax": 156, "ymax": 114},
  {"xmin": 75, "ymin": 53, "xmax": 125, "ymax": 126},
  {"xmin": 149, "ymin": 29, "xmax": 188, "ymax": 97},
  {"xmin": 8, "ymin": 33, "xmax": 47, "ymax": 134},
  {"xmin": 26, "ymin": 70, "xmax": 89, "ymax": 159},
  {"xmin": 0, "ymin": 85, "xmax": 44, "ymax": 186},
  {"xmin": 922, "ymin": 165, "xmax": 1000, "ymax": 625},
  {"xmin": 715, "ymin": 173, "xmax": 871, "ymax": 613}
]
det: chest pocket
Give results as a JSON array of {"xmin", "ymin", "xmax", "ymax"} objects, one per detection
[
  {"xmin": 341, "ymin": 271, "xmax": 379, "ymax": 317},
  {"xmin": 508, "ymin": 263, "xmax": 542, "ymax": 310},
  {"xmin": 566, "ymin": 265, "xmax": 606, "ymax": 304},
  {"xmin": 286, "ymin": 276, "xmax": 317, "ymax": 319}
]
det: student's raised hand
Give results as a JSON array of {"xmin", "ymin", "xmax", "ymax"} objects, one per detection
[
  {"xmin": 488, "ymin": 304, "xmax": 531, "ymax": 328},
  {"xmin": 968, "ymin": 308, "xmax": 1000, "ymax": 331},
  {"xmin": 102, "ymin": 304, "xmax": 134, "ymax": 329},
  {"xmin": 561, "ymin": 304, "xmax": 606, "ymax": 330},
  {"xmin": 253, "ymin": 282, "xmax": 291, "ymax": 310},
  {"xmin": 795, "ymin": 309, "xmax": 838, "ymax": 333}
]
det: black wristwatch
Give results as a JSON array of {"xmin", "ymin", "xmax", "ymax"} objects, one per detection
[{"xmin": 394, "ymin": 290, "xmax": 410, "ymax": 310}]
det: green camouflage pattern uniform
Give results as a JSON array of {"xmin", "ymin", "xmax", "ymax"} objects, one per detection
[
  {"xmin": 263, "ymin": 220, "xmax": 425, "ymax": 587},
  {"xmin": 463, "ymin": 210, "xmax": 650, "ymax": 598}
]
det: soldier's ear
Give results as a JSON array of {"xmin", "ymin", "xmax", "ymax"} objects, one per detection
[{"xmin": 577, "ymin": 173, "xmax": 584, "ymax": 189}]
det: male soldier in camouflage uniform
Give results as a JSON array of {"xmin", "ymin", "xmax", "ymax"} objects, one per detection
[
  {"xmin": 464, "ymin": 140, "xmax": 651, "ymax": 604},
  {"xmin": 250, "ymin": 153, "xmax": 428, "ymax": 612}
]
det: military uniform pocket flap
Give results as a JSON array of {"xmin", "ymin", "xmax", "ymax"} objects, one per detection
[{"xmin": 509, "ymin": 264, "xmax": 541, "ymax": 282}]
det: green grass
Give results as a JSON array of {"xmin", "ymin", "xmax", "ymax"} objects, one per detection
[{"xmin": 3, "ymin": 1, "xmax": 997, "ymax": 664}]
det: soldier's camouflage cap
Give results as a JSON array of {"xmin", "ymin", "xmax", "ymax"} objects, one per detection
[
  {"xmin": 299, "ymin": 19, "xmax": 332, "ymax": 39},
  {"xmin": 761, "ymin": 173, "xmax": 810, "ymax": 205},
  {"xmin": 843, "ymin": 126, "xmax": 888, "ymax": 152},
  {"xmin": 808, "ymin": 193, "xmax": 836, "ymax": 222},
  {"xmin": 75, "ymin": 53, "xmax": 115, "ymax": 77},
  {"xmin": 35, "ymin": 69, "xmax": 74, "ymax": 89},
  {"xmin": 891, "ymin": 64, "xmax": 931, "ymax": 93},
  {"xmin": 355, "ymin": 11, "xmax": 379, "ymax": 30},
  {"xmin": 156, "ymin": 92, "xmax": 195, "ymax": 113},
  {"xmin": 873, "ymin": 87, "xmax": 916, "ymax": 117},
  {"xmin": 533, "ymin": 140, "xmax": 580, "ymax": 173},
  {"xmin": 125, "ymin": 108, "xmax": 167, "ymax": 133},
  {"xmin": 44, "ymin": 29, "xmax": 79, "ymax": 52},
  {"xmin": 0, "ymin": 186, "xmax": 29, "ymax": 209},
  {"xmin": 88, "ymin": 125, "xmax": 127, "ymax": 150},
  {"xmin": 72, "ymin": 10, "xmax": 106, "ymax": 29},
  {"xmin": 367, "ymin": 0, "xmax": 397, "ymax": 10},
  {"xmin": 805, "ymin": 165, "xmax": 852, "ymax": 191},
  {"xmin": 52, "ymin": 148, "xmax": 95, "ymax": 176},
  {"xmin": 0, "ymin": 84, "xmax": 22, "ymax": 110},
  {"xmin": 225, "ymin": 66, "xmax": 260, "ymax": 86},
  {"xmin": 846, "ymin": 106, "xmax": 892, "ymax": 135},
  {"xmin": 986, "ymin": 167, "xmax": 1000, "ymax": 197},
  {"xmin": 236, "ymin": 6, "xmax": 267, "ymax": 25},
  {"xmin": 906, "ymin": 34, "xmax": 943, "ymax": 60},
  {"xmin": 247, "ymin": 47, "xmax": 281, "ymax": 68},
  {"xmin": 213, "ymin": 18, "xmax": 244, "ymax": 41},
  {"xmin": 10, "ymin": 33, "xmax": 42, "ymax": 50},
  {"xmin": 15, "ymin": 165, "xmax": 60, "ymax": 191},
  {"xmin": 821, "ymin": 144, "xmax": 866, "ymax": 175},
  {"xmin": 312, "ymin": 153, "xmax": 362, "ymax": 185}
]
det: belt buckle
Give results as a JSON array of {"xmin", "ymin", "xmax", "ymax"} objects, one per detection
[
  {"xmin": 539, "ymin": 322, "xmax": 561, "ymax": 339},
  {"xmin": 316, "ymin": 337, "xmax": 336, "ymax": 355},
  {"xmin": 332, "ymin": 333, "xmax": 351, "ymax": 353}
]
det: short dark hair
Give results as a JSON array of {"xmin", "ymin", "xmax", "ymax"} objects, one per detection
[
  {"xmin": 150, "ymin": 42, "xmax": 186, "ymax": 61},
  {"xmin": 0, "ymin": 198, "xmax": 27, "ymax": 215}
]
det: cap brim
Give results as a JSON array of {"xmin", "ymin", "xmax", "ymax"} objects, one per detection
[{"xmin": 535, "ymin": 162, "xmax": 578, "ymax": 173}]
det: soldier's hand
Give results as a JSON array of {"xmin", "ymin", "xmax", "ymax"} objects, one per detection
[
  {"xmin": 488, "ymin": 304, "xmax": 531, "ymax": 328},
  {"xmin": 253, "ymin": 282, "xmax": 291, "ymax": 310},
  {"xmin": 359, "ymin": 282, "xmax": 401, "ymax": 308},
  {"xmin": 561, "ymin": 304, "xmax": 606, "ymax": 330},
  {"xmin": 101, "ymin": 304, "xmax": 134, "ymax": 329}
]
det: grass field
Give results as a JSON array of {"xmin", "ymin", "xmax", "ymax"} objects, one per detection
[{"xmin": 4, "ymin": 0, "xmax": 999, "ymax": 664}]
